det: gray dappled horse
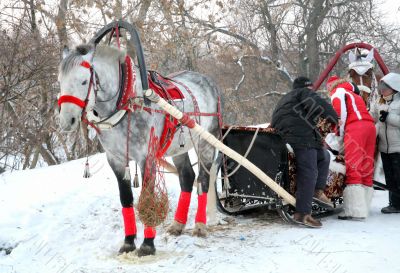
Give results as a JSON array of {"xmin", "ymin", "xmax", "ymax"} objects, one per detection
[{"xmin": 58, "ymin": 44, "xmax": 221, "ymax": 256}]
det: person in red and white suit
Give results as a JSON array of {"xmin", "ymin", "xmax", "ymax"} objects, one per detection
[{"xmin": 327, "ymin": 76, "xmax": 376, "ymax": 220}]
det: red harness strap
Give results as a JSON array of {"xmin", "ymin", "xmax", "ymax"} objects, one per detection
[{"xmin": 57, "ymin": 95, "xmax": 87, "ymax": 109}]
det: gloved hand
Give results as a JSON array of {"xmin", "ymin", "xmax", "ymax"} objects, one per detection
[{"xmin": 379, "ymin": 110, "xmax": 389, "ymax": 122}]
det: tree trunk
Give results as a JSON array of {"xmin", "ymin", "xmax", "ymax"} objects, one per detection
[{"xmin": 55, "ymin": 0, "xmax": 68, "ymax": 46}]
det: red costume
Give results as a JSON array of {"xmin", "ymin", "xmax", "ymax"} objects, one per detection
[{"xmin": 329, "ymin": 81, "xmax": 376, "ymax": 186}]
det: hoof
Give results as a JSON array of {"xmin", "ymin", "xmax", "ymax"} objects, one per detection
[
  {"xmin": 167, "ymin": 220, "xmax": 186, "ymax": 236},
  {"xmin": 119, "ymin": 235, "xmax": 136, "ymax": 254},
  {"xmin": 192, "ymin": 222, "xmax": 208, "ymax": 237},
  {"xmin": 137, "ymin": 238, "xmax": 156, "ymax": 257}
]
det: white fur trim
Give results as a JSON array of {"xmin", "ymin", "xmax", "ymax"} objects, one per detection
[
  {"xmin": 325, "ymin": 133, "xmax": 344, "ymax": 154},
  {"xmin": 363, "ymin": 185, "xmax": 374, "ymax": 216},
  {"xmin": 343, "ymin": 184, "xmax": 368, "ymax": 218},
  {"xmin": 327, "ymin": 150, "xmax": 346, "ymax": 174}
]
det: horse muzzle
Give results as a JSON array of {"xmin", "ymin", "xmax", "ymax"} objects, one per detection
[{"xmin": 59, "ymin": 108, "xmax": 81, "ymax": 132}]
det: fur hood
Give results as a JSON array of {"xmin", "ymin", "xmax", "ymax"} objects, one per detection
[{"xmin": 328, "ymin": 79, "xmax": 354, "ymax": 96}]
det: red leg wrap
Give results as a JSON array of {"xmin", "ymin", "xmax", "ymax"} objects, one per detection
[
  {"xmin": 195, "ymin": 193, "xmax": 207, "ymax": 224},
  {"xmin": 122, "ymin": 207, "xmax": 137, "ymax": 236},
  {"xmin": 144, "ymin": 226, "xmax": 156, "ymax": 238},
  {"xmin": 174, "ymin": 191, "xmax": 192, "ymax": 224}
]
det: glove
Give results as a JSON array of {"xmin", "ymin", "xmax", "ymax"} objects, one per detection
[{"xmin": 379, "ymin": 110, "xmax": 389, "ymax": 122}]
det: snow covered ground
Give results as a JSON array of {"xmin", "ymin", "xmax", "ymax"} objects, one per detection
[{"xmin": 1, "ymin": 153, "xmax": 400, "ymax": 273}]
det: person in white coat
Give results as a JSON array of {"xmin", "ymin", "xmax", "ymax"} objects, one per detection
[{"xmin": 370, "ymin": 72, "xmax": 400, "ymax": 213}]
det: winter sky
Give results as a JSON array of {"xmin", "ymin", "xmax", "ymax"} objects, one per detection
[{"xmin": 379, "ymin": 0, "xmax": 400, "ymax": 24}]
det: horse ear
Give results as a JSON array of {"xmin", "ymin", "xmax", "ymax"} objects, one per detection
[
  {"xmin": 62, "ymin": 45, "xmax": 70, "ymax": 59},
  {"xmin": 349, "ymin": 51, "xmax": 356, "ymax": 63},
  {"xmin": 364, "ymin": 48, "xmax": 374, "ymax": 63}
]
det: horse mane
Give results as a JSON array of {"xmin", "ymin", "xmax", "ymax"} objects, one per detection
[{"xmin": 59, "ymin": 44, "xmax": 126, "ymax": 77}]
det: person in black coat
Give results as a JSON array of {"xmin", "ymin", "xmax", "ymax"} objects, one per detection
[{"xmin": 271, "ymin": 76, "xmax": 338, "ymax": 227}]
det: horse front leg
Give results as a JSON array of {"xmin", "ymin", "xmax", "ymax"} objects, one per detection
[
  {"xmin": 137, "ymin": 226, "xmax": 156, "ymax": 257},
  {"xmin": 107, "ymin": 155, "xmax": 137, "ymax": 254},
  {"xmin": 167, "ymin": 153, "xmax": 195, "ymax": 236},
  {"xmin": 137, "ymin": 161, "xmax": 157, "ymax": 257}
]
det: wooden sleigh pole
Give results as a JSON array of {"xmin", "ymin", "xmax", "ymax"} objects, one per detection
[{"xmin": 144, "ymin": 89, "xmax": 296, "ymax": 206}]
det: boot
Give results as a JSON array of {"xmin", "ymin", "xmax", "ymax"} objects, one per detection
[
  {"xmin": 363, "ymin": 185, "xmax": 374, "ymax": 216},
  {"xmin": 381, "ymin": 205, "xmax": 400, "ymax": 214},
  {"xmin": 293, "ymin": 212, "xmax": 322, "ymax": 228},
  {"xmin": 313, "ymin": 189, "xmax": 334, "ymax": 208},
  {"xmin": 338, "ymin": 184, "xmax": 367, "ymax": 220}
]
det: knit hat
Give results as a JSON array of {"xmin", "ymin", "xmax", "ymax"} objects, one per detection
[{"xmin": 293, "ymin": 76, "xmax": 313, "ymax": 89}]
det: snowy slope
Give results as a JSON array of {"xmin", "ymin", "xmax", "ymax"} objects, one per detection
[{"xmin": 1, "ymin": 153, "xmax": 400, "ymax": 273}]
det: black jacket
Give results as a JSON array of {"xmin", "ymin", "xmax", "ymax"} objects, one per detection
[{"xmin": 271, "ymin": 87, "xmax": 338, "ymax": 149}]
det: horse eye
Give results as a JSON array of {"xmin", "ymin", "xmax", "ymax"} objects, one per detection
[{"xmin": 82, "ymin": 80, "xmax": 88, "ymax": 85}]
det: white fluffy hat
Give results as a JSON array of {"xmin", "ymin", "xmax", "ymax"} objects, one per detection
[{"xmin": 381, "ymin": 72, "xmax": 400, "ymax": 92}]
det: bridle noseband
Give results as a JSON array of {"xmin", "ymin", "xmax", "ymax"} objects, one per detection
[{"xmin": 58, "ymin": 61, "xmax": 95, "ymax": 110}]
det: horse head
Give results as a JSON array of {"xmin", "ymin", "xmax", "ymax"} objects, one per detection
[
  {"xmin": 58, "ymin": 44, "xmax": 97, "ymax": 131},
  {"xmin": 348, "ymin": 48, "xmax": 375, "ymax": 103},
  {"xmin": 58, "ymin": 44, "xmax": 124, "ymax": 131}
]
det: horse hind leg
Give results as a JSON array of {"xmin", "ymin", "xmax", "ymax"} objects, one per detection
[
  {"xmin": 167, "ymin": 152, "xmax": 195, "ymax": 236},
  {"xmin": 193, "ymin": 141, "xmax": 217, "ymax": 237}
]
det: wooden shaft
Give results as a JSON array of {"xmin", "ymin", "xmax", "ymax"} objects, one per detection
[{"xmin": 145, "ymin": 89, "xmax": 296, "ymax": 206}]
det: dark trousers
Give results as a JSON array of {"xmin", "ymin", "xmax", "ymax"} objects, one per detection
[
  {"xmin": 381, "ymin": 152, "xmax": 400, "ymax": 208},
  {"xmin": 294, "ymin": 147, "xmax": 330, "ymax": 214}
]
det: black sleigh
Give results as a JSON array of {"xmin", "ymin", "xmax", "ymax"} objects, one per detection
[{"xmin": 215, "ymin": 126, "xmax": 345, "ymax": 221}]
